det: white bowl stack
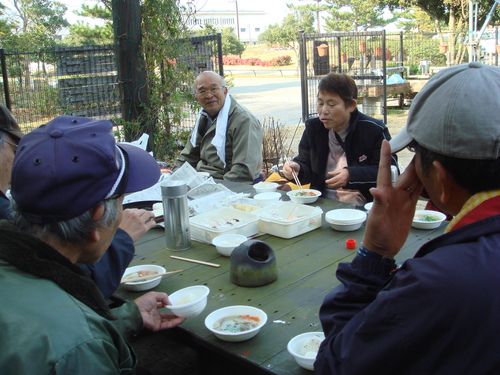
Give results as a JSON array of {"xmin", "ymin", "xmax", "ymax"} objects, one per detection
[{"xmin": 325, "ymin": 209, "xmax": 367, "ymax": 231}]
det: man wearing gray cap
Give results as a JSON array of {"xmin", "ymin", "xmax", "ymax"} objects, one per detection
[
  {"xmin": 316, "ymin": 62, "xmax": 500, "ymax": 374},
  {"xmin": 0, "ymin": 116, "xmax": 185, "ymax": 374}
]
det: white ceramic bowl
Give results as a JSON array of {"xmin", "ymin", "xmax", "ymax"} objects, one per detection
[
  {"xmin": 212, "ymin": 234, "xmax": 248, "ymax": 257},
  {"xmin": 325, "ymin": 209, "xmax": 367, "ymax": 231},
  {"xmin": 166, "ymin": 285, "xmax": 210, "ymax": 318},
  {"xmin": 121, "ymin": 264, "xmax": 166, "ymax": 292},
  {"xmin": 253, "ymin": 181, "xmax": 279, "ymax": 194},
  {"xmin": 287, "ymin": 332, "xmax": 325, "ymax": 371},
  {"xmin": 204, "ymin": 305, "xmax": 267, "ymax": 342},
  {"xmin": 364, "ymin": 202, "xmax": 373, "ymax": 213},
  {"xmin": 286, "ymin": 189, "xmax": 321, "ymax": 204},
  {"xmin": 412, "ymin": 210, "xmax": 447, "ymax": 229},
  {"xmin": 253, "ymin": 192, "xmax": 281, "ymax": 207}
]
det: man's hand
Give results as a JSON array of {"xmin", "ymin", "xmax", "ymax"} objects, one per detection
[
  {"xmin": 325, "ymin": 168, "xmax": 350, "ymax": 189},
  {"xmin": 362, "ymin": 140, "xmax": 423, "ymax": 258},
  {"xmin": 134, "ymin": 292, "xmax": 185, "ymax": 331},
  {"xmin": 119, "ymin": 209, "xmax": 156, "ymax": 242}
]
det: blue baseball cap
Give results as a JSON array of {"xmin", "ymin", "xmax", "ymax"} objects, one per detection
[{"xmin": 11, "ymin": 116, "xmax": 160, "ymax": 224}]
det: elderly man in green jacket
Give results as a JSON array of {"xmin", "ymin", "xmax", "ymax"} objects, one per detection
[
  {"xmin": 0, "ymin": 116, "xmax": 185, "ymax": 374},
  {"xmin": 175, "ymin": 70, "xmax": 263, "ymax": 183}
]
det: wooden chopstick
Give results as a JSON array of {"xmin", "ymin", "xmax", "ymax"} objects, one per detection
[
  {"xmin": 286, "ymin": 156, "xmax": 302, "ymax": 190},
  {"xmin": 170, "ymin": 255, "xmax": 220, "ymax": 268},
  {"xmin": 121, "ymin": 269, "xmax": 183, "ymax": 283}
]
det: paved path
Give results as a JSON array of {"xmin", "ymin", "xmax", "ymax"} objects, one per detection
[{"xmin": 229, "ymin": 77, "xmax": 302, "ymax": 126}]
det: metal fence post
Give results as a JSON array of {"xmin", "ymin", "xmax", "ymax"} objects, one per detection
[
  {"xmin": 217, "ymin": 33, "xmax": 224, "ymax": 76},
  {"xmin": 0, "ymin": 49, "xmax": 12, "ymax": 109},
  {"xmin": 298, "ymin": 30, "xmax": 308, "ymax": 123}
]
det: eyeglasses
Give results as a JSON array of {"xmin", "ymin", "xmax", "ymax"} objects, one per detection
[
  {"xmin": 2, "ymin": 139, "xmax": 18, "ymax": 150},
  {"xmin": 196, "ymin": 86, "xmax": 224, "ymax": 97}
]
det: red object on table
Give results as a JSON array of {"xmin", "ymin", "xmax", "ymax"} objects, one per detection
[{"xmin": 346, "ymin": 239, "xmax": 356, "ymax": 249}]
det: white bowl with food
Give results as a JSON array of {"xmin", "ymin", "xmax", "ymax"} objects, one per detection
[
  {"xmin": 412, "ymin": 210, "xmax": 447, "ymax": 229},
  {"xmin": 212, "ymin": 234, "xmax": 248, "ymax": 257},
  {"xmin": 287, "ymin": 332, "xmax": 325, "ymax": 371},
  {"xmin": 121, "ymin": 264, "xmax": 166, "ymax": 292},
  {"xmin": 204, "ymin": 305, "xmax": 267, "ymax": 342},
  {"xmin": 253, "ymin": 192, "xmax": 281, "ymax": 207},
  {"xmin": 253, "ymin": 181, "xmax": 278, "ymax": 194},
  {"xmin": 166, "ymin": 285, "xmax": 210, "ymax": 318},
  {"xmin": 325, "ymin": 209, "xmax": 367, "ymax": 231},
  {"xmin": 286, "ymin": 189, "xmax": 321, "ymax": 204}
]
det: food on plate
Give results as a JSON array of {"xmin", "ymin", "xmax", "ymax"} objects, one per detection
[
  {"xmin": 122, "ymin": 270, "xmax": 159, "ymax": 283},
  {"xmin": 414, "ymin": 213, "xmax": 442, "ymax": 222},
  {"xmin": 233, "ymin": 203, "xmax": 260, "ymax": 212},
  {"xmin": 213, "ymin": 314, "xmax": 261, "ymax": 333},
  {"xmin": 298, "ymin": 333, "xmax": 324, "ymax": 358},
  {"xmin": 294, "ymin": 191, "xmax": 318, "ymax": 197}
]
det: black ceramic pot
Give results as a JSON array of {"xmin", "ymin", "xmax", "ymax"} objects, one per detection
[{"xmin": 230, "ymin": 240, "xmax": 278, "ymax": 287}]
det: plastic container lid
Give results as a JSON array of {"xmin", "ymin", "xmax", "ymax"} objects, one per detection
[{"xmin": 325, "ymin": 209, "xmax": 366, "ymax": 224}]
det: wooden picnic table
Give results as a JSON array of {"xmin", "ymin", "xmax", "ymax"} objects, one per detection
[{"xmin": 116, "ymin": 181, "xmax": 446, "ymax": 374}]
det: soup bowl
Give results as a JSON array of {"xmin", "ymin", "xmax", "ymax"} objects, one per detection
[{"xmin": 204, "ymin": 305, "xmax": 267, "ymax": 342}]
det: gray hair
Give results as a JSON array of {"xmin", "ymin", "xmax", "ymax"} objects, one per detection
[{"xmin": 10, "ymin": 198, "xmax": 121, "ymax": 243}]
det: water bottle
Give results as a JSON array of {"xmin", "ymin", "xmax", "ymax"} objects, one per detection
[{"xmin": 161, "ymin": 180, "xmax": 191, "ymax": 251}]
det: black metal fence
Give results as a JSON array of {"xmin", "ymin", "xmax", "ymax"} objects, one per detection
[
  {"xmin": 0, "ymin": 34, "xmax": 223, "ymax": 134},
  {"xmin": 299, "ymin": 30, "xmax": 500, "ymax": 124}
]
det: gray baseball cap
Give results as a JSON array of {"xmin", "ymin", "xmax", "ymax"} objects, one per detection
[
  {"xmin": 0, "ymin": 104, "xmax": 23, "ymax": 140},
  {"xmin": 389, "ymin": 62, "xmax": 500, "ymax": 160}
]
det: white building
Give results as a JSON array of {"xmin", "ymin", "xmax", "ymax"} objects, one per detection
[{"xmin": 186, "ymin": 8, "xmax": 268, "ymax": 44}]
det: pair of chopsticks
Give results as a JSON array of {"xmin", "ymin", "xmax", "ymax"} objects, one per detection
[
  {"xmin": 170, "ymin": 255, "xmax": 220, "ymax": 268},
  {"xmin": 120, "ymin": 269, "xmax": 183, "ymax": 283},
  {"xmin": 286, "ymin": 156, "xmax": 302, "ymax": 190}
]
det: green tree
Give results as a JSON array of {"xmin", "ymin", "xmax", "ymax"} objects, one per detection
[
  {"xmin": 198, "ymin": 24, "xmax": 245, "ymax": 56},
  {"xmin": 0, "ymin": 3, "xmax": 19, "ymax": 50},
  {"xmin": 383, "ymin": 0, "xmax": 500, "ymax": 64},
  {"xmin": 2, "ymin": 0, "xmax": 69, "ymax": 88},
  {"xmin": 258, "ymin": 5, "xmax": 314, "ymax": 61},
  {"xmin": 322, "ymin": 0, "xmax": 396, "ymax": 31},
  {"xmin": 64, "ymin": 3, "xmax": 114, "ymax": 45}
]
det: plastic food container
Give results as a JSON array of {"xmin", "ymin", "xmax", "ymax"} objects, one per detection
[
  {"xmin": 252, "ymin": 201, "xmax": 323, "ymax": 239},
  {"xmin": 189, "ymin": 207, "xmax": 259, "ymax": 243}
]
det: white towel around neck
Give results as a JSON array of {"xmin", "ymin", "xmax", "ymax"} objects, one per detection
[{"xmin": 189, "ymin": 94, "xmax": 231, "ymax": 167}]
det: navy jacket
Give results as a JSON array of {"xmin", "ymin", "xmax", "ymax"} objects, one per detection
[
  {"xmin": 316, "ymin": 214, "xmax": 500, "ymax": 374},
  {"xmin": 294, "ymin": 109, "xmax": 396, "ymax": 202}
]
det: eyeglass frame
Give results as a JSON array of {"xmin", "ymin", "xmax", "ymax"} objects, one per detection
[
  {"xmin": 2, "ymin": 139, "xmax": 18, "ymax": 149},
  {"xmin": 195, "ymin": 86, "xmax": 225, "ymax": 97}
]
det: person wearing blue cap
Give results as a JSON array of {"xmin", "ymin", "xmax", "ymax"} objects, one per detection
[
  {"xmin": 316, "ymin": 62, "xmax": 500, "ymax": 374},
  {"xmin": 0, "ymin": 116, "xmax": 185, "ymax": 374},
  {"xmin": 0, "ymin": 106, "xmax": 157, "ymax": 301}
]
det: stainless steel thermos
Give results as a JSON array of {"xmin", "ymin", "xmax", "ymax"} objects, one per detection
[{"xmin": 161, "ymin": 180, "xmax": 191, "ymax": 251}]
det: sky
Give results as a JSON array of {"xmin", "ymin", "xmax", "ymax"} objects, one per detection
[{"xmin": 55, "ymin": 0, "xmax": 300, "ymax": 26}]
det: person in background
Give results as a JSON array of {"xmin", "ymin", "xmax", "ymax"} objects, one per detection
[
  {"xmin": 0, "ymin": 105, "xmax": 157, "ymax": 300},
  {"xmin": 316, "ymin": 63, "xmax": 500, "ymax": 374},
  {"xmin": 282, "ymin": 73, "xmax": 397, "ymax": 205},
  {"xmin": 0, "ymin": 116, "xmax": 185, "ymax": 374},
  {"xmin": 175, "ymin": 70, "xmax": 263, "ymax": 183}
]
